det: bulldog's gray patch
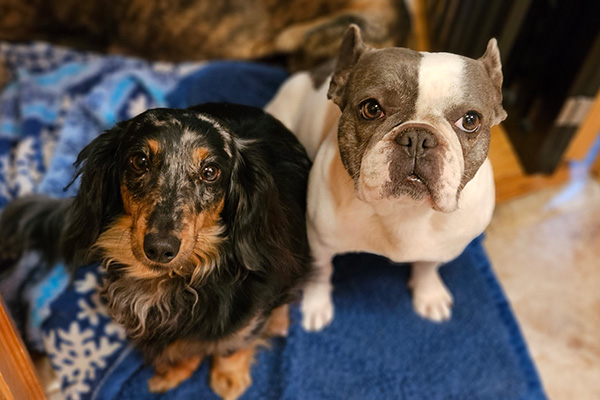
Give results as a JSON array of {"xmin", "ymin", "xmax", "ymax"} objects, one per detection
[
  {"xmin": 448, "ymin": 60, "xmax": 493, "ymax": 191},
  {"xmin": 334, "ymin": 46, "xmax": 422, "ymax": 181},
  {"xmin": 449, "ymin": 40, "xmax": 506, "ymax": 191}
]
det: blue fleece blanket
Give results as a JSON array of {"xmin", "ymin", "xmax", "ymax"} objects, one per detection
[{"xmin": 0, "ymin": 42, "xmax": 547, "ymax": 400}]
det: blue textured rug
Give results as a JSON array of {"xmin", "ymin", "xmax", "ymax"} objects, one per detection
[{"xmin": 0, "ymin": 42, "xmax": 547, "ymax": 400}]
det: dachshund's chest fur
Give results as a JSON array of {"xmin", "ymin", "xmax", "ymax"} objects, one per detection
[{"xmin": 102, "ymin": 262, "xmax": 273, "ymax": 360}]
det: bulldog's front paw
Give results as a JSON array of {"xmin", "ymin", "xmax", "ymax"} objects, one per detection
[
  {"xmin": 409, "ymin": 275, "xmax": 454, "ymax": 322},
  {"xmin": 301, "ymin": 283, "xmax": 334, "ymax": 331}
]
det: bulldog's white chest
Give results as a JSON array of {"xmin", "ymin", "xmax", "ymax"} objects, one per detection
[{"xmin": 342, "ymin": 199, "xmax": 485, "ymax": 263}]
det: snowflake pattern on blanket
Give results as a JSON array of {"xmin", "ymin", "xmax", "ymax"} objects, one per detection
[{"xmin": 43, "ymin": 264, "xmax": 127, "ymax": 400}]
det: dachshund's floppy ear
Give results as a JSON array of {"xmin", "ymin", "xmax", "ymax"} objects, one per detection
[
  {"xmin": 221, "ymin": 140, "xmax": 295, "ymax": 275},
  {"xmin": 62, "ymin": 122, "xmax": 128, "ymax": 265}
]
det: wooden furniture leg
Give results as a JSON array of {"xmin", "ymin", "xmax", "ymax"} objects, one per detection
[{"xmin": 0, "ymin": 294, "xmax": 46, "ymax": 400}]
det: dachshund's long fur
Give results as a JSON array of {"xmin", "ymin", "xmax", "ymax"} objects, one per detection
[{"xmin": 0, "ymin": 103, "xmax": 312, "ymax": 398}]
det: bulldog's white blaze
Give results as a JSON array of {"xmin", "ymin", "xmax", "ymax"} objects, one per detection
[
  {"xmin": 416, "ymin": 52, "xmax": 466, "ymax": 211},
  {"xmin": 416, "ymin": 52, "xmax": 465, "ymax": 116}
]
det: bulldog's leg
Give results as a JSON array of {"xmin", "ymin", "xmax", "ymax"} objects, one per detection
[
  {"xmin": 408, "ymin": 261, "xmax": 453, "ymax": 322},
  {"xmin": 301, "ymin": 250, "xmax": 335, "ymax": 331}
]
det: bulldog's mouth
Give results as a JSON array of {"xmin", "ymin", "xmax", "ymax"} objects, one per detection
[
  {"xmin": 378, "ymin": 170, "xmax": 430, "ymax": 203},
  {"xmin": 406, "ymin": 173, "xmax": 424, "ymax": 184}
]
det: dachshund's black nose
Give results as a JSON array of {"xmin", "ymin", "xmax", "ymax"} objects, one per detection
[{"xmin": 143, "ymin": 233, "xmax": 181, "ymax": 263}]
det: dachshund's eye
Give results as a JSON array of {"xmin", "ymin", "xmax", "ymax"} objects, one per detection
[
  {"xmin": 130, "ymin": 153, "xmax": 149, "ymax": 173},
  {"xmin": 201, "ymin": 164, "xmax": 221, "ymax": 182},
  {"xmin": 359, "ymin": 99, "xmax": 384, "ymax": 120},
  {"xmin": 455, "ymin": 111, "xmax": 482, "ymax": 133}
]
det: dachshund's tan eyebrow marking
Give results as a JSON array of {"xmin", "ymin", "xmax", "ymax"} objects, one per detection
[
  {"xmin": 193, "ymin": 147, "xmax": 210, "ymax": 163},
  {"xmin": 147, "ymin": 139, "xmax": 161, "ymax": 155},
  {"xmin": 195, "ymin": 114, "xmax": 233, "ymax": 157}
]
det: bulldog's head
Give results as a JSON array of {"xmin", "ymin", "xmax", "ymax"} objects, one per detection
[{"xmin": 328, "ymin": 25, "xmax": 507, "ymax": 213}]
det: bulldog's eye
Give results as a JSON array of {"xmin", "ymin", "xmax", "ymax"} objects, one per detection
[
  {"xmin": 455, "ymin": 111, "xmax": 481, "ymax": 133},
  {"xmin": 201, "ymin": 164, "xmax": 221, "ymax": 182},
  {"xmin": 130, "ymin": 153, "xmax": 149, "ymax": 173},
  {"xmin": 359, "ymin": 99, "xmax": 384, "ymax": 120}
]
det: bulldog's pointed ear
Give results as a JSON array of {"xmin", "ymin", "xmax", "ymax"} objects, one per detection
[
  {"xmin": 479, "ymin": 38, "xmax": 503, "ymax": 94},
  {"xmin": 479, "ymin": 38, "xmax": 507, "ymax": 124},
  {"xmin": 327, "ymin": 24, "xmax": 369, "ymax": 108}
]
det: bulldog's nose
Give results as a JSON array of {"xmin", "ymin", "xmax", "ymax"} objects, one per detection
[
  {"xmin": 395, "ymin": 129, "xmax": 438, "ymax": 157},
  {"xmin": 143, "ymin": 233, "xmax": 181, "ymax": 263}
]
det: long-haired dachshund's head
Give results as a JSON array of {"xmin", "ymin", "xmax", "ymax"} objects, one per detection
[
  {"xmin": 63, "ymin": 105, "xmax": 308, "ymax": 285},
  {"xmin": 67, "ymin": 109, "xmax": 233, "ymax": 281}
]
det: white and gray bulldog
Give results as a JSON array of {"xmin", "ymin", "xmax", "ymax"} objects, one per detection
[{"xmin": 266, "ymin": 25, "xmax": 506, "ymax": 331}]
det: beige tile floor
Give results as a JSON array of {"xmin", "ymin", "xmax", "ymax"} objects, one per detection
[{"xmin": 484, "ymin": 170, "xmax": 600, "ymax": 400}]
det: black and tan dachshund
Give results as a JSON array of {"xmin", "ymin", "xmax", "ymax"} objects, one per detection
[{"xmin": 0, "ymin": 103, "xmax": 312, "ymax": 399}]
